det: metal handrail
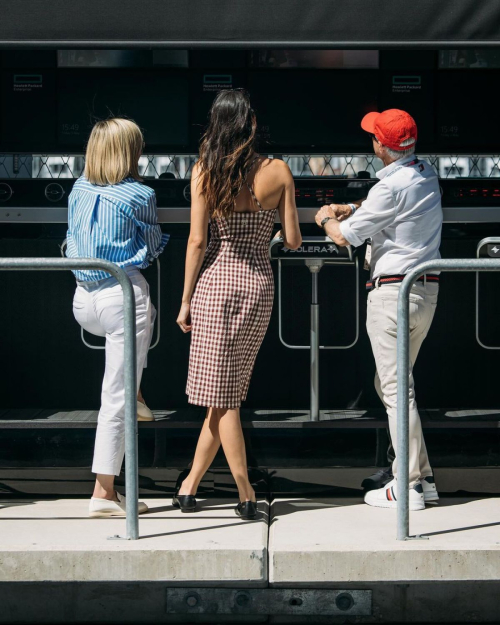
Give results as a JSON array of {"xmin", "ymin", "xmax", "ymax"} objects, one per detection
[
  {"xmin": 396, "ymin": 258, "xmax": 500, "ymax": 541},
  {"xmin": 0, "ymin": 257, "xmax": 139, "ymax": 540},
  {"xmin": 476, "ymin": 237, "xmax": 500, "ymax": 350}
]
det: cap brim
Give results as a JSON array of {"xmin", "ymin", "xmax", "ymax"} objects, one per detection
[{"xmin": 361, "ymin": 112, "xmax": 380, "ymax": 134}]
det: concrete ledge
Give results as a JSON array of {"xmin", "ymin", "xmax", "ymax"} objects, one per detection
[
  {"xmin": 269, "ymin": 497, "xmax": 500, "ymax": 585},
  {"xmin": 0, "ymin": 498, "xmax": 268, "ymax": 585}
]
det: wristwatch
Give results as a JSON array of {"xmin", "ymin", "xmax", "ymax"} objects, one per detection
[{"xmin": 320, "ymin": 216, "xmax": 333, "ymax": 228}]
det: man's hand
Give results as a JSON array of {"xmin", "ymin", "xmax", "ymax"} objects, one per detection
[
  {"xmin": 314, "ymin": 205, "xmax": 350, "ymax": 247},
  {"xmin": 315, "ymin": 204, "xmax": 351, "ymax": 228}
]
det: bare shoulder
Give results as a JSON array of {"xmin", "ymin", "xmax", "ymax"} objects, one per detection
[
  {"xmin": 191, "ymin": 161, "xmax": 202, "ymax": 178},
  {"xmin": 261, "ymin": 158, "xmax": 292, "ymax": 181},
  {"xmin": 191, "ymin": 162, "xmax": 204, "ymax": 191}
]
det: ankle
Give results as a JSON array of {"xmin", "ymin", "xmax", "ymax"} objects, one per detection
[
  {"xmin": 93, "ymin": 487, "xmax": 116, "ymax": 501},
  {"xmin": 240, "ymin": 488, "xmax": 256, "ymax": 503},
  {"xmin": 178, "ymin": 479, "xmax": 197, "ymax": 496}
]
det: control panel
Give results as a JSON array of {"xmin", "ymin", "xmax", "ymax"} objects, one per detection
[
  {"xmin": 2, "ymin": 177, "xmax": 500, "ymax": 223},
  {"xmin": 440, "ymin": 179, "xmax": 500, "ymax": 206},
  {"xmin": 294, "ymin": 178, "xmax": 375, "ymax": 207}
]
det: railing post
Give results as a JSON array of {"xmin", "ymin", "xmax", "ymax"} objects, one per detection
[
  {"xmin": 114, "ymin": 270, "xmax": 139, "ymax": 540},
  {"xmin": 396, "ymin": 270, "xmax": 417, "ymax": 541},
  {"xmin": 0, "ymin": 257, "xmax": 139, "ymax": 540},
  {"xmin": 396, "ymin": 257, "xmax": 500, "ymax": 540}
]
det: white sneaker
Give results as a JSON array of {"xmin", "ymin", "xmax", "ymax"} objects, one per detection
[
  {"xmin": 89, "ymin": 491, "xmax": 148, "ymax": 518},
  {"xmin": 364, "ymin": 479, "xmax": 425, "ymax": 511},
  {"xmin": 137, "ymin": 400, "xmax": 155, "ymax": 422},
  {"xmin": 421, "ymin": 475, "xmax": 439, "ymax": 502}
]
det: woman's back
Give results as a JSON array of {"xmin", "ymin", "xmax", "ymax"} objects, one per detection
[
  {"xmin": 67, "ymin": 176, "xmax": 167, "ymax": 282},
  {"xmin": 233, "ymin": 157, "xmax": 286, "ymax": 213}
]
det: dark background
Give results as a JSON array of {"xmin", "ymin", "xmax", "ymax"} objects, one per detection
[
  {"xmin": 1, "ymin": 47, "xmax": 500, "ymax": 412},
  {"xmin": 2, "ymin": 49, "xmax": 500, "ymax": 153},
  {"xmin": 1, "ymin": 222, "xmax": 499, "ymax": 412}
]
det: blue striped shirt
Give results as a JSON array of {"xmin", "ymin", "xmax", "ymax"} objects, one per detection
[{"xmin": 66, "ymin": 176, "xmax": 169, "ymax": 282}]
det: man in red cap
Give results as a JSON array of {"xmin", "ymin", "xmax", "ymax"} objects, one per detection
[{"xmin": 315, "ymin": 109, "xmax": 443, "ymax": 511}]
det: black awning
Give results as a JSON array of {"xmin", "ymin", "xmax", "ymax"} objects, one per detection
[{"xmin": 1, "ymin": 0, "xmax": 500, "ymax": 48}]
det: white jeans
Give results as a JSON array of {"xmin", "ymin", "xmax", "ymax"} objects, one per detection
[
  {"xmin": 72, "ymin": 267, "xmax": 155, "ymax": 476},
  {"xmin": 366, "ymin": 282, "xmax": 439, "ymax": 486}
]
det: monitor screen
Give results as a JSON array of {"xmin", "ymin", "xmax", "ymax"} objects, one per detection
[
  {"xmin": 437, "ymin": 70, "xmax": 500, "ymax": 152},
  {"xmin": 57, "ymin": 70, "xmax": 190, "ymax": 151},
  {"xmin": 248, "ymin": 70, "xmax": 378, "ymax": 152},
  {"xmin": 379, "ymin": 72, "xmax": 435, "ymax": 151},
  {"xmin": 249, "ymin": 50, "xmax": 379, "ymax": 69},
  {"xmin": 0, "ymin": 69, "xmax": 57, "ymax": 152},
  {"xmin": 439, "ymin": 50, "xmax": 500, "ymax": 69},
  {"xmin": 190, "ymin": 71, "xmax": 248, "ymax": 148}
]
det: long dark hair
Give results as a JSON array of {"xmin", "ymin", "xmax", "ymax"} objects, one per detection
[{"xmin": 198, "ymin": 89, "xmax": 257, "ymax": 218}]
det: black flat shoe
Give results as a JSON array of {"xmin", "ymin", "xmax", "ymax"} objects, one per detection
[
  {"xmin": 172, "ymin": 488, "xmax": 197, "ymax": 513},
  {"xmin": 172, "ymin": 471, "xmax": 197, "ymax": 512},
  {"xmin": 235, "ymin": 501, "xmax": 257, "ymax": 520}
]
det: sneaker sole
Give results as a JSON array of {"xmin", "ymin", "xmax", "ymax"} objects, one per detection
[
  {"xmin": 424, "ymin": 493, "xmax": 440, "ymax": 502},
  {"xmin": 364, "ymin": 499, "xmax": 425, "ymax": 511}
]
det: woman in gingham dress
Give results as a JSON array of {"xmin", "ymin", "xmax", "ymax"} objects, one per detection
[{"xmin": 176, "ymin": 90, "xmax": 302, "ymax": 519}]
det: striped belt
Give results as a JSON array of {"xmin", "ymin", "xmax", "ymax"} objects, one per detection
[{"xmin": 366, "ymin": 274, "xmax": 440, "ymax": 291}]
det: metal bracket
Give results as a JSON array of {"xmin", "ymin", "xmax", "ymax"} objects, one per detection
[
  {"xmin": 166, "ymin": 588, "xmax": 372, "ymax": 616},
  {"xmin": 405, "ymin": 534, "xmax": 430, "ymax": 541},
  {"xmin": 476, "ymin": 237, "xmax": 500, "ymax": 350}
]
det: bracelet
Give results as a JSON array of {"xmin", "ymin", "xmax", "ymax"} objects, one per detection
[
  {"xmin": 320, "ymin": 216, "xmax": 333, "ymax": 228},
  {"xmin": 348, "ymin": 203, "xmax": 357, "ymax": 215}
]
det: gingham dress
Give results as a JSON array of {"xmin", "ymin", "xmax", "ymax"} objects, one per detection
[{"xmin": 186, "ymin": 177, "xmax": 276, "ymax": 409}]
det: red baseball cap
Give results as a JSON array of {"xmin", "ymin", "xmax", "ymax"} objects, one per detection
[{"xmin": 361, "ymin": 109, "xmax": 418, "ymax": 151}]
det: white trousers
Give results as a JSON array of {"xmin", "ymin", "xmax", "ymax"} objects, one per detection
[
  {"xmin": 72, "ymin": 267, "xmax": 155, "ymax": 476},
  {"xmin": 366, "ymin": 282, "xmax": 439, "ymax": 486}
]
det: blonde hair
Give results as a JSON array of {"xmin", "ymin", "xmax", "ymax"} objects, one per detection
[{"xmin": 84, "ymin": 118, "xmax": 143, "ymax": 186}]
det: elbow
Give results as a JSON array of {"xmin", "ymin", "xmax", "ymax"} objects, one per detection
[
  {"xmin": 332, "ymin": 234, "xmax": 349, "ymax": 247},
  {"xmin": 326, "ymin": 223, "xmax": 349, "ymax": 247},
  {"xmin": 188, "ymin": 235, "xmax": 206, "ymax": 250},
  {"xmin": 285, "ymin": 234, "xmax": 302, "ymax": 250}
]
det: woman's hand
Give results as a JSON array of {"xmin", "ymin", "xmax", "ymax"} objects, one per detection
[{"xmin": 177, "ymin": 302, "xmax": 192, "ymax": 333}]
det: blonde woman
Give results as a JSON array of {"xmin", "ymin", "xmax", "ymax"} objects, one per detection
[{"xmin": 67, "ymin": 118, "xmax": 169, "ymax": 517}]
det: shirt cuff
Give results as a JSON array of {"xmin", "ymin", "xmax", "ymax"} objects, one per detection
[
  {"xmin": 148, "ymin": 233, "xmax": 170, "ymax": 262},
  {"xmin": 339, "ymin": 220, "xmax": 365, "ymax": 248}
]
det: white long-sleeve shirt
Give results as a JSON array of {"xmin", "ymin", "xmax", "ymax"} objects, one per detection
[{"xmin": 339, "ymin": 156, "xmax": 443, "ymax": 278}]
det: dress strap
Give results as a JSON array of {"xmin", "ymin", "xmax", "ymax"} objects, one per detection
[{"xmin": 245, "ymin": 157, "xmax": 263, "ymax": 210}]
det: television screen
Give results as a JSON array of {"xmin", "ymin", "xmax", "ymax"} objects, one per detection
[
  {"xmin": 439, "ymin": 50, "xmax": 500, "ymax": 69},
  {"xmin": 57, "ymin": 70, "xmax": 190, "ymax": 151},
  {"xmin": 437, "ymin": 70, "xmax": 500, "ymax": 151},
  {"xmin": 379, "ymin": 72, "xmax": 435, "ymax": 151},
  {"xmin": 249, "ymin": 50, "xmax": 379, "ymax": 69},
  {"xmin": 0, "ymin": 69, "xmax": 57, "ymax": 152},
  {"xmin": 248, "ymin": 70, "xmax": 378, "ymax": 151},
  {"xmin": 190, "ymin": 71, "xmax": 247, "ymax": 148}
]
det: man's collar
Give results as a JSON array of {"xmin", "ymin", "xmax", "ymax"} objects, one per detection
[{"xmin": 376, "ymin": 155, "xmax": 414, "ymax": 180}]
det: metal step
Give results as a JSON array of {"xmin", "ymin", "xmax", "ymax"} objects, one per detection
[{"xmin": 1, "ymin": 407, "xmax": 499, "ymax": 428}]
